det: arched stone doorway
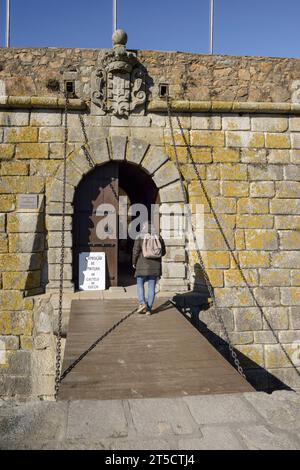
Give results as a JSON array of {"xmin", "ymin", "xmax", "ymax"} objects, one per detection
[
  {"xmin": 72, "ymin": 161, "xmax": 160, "ymax": 289},
  {"xmin": 46, "ymin": 137, "xmax": 187, "ymax": 293}
]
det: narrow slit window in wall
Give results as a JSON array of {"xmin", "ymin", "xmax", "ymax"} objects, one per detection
[
  {"xmin": 65, "ymin": 80, "xmax": 75, "ymax": 97},
  {"xmin": 159, "ymin": 84, "xmax": 169, "ymax": 98}
]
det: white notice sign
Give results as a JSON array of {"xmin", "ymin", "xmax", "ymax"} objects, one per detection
[{"xmin": 79, "ymin": 252, "xmax": 106, "ymax": 291}]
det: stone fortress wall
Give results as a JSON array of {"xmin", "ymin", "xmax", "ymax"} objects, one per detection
[{"xmin": 0, "ymin": 39, "xmax": 300, "ymax": 398}]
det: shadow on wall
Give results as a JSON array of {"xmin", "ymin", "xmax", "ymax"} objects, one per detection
[
  {"xmin": 172, "ymin": 263, "xmax": 293, "ymax": 394},
  {"xmin": 24, "ymin": 207, "xmax": 47, "ymax": 297}
]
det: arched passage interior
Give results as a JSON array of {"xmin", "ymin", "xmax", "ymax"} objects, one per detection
[{"xmin": 72, "ymin": 161, "xmax": 160, "ymax": 290}]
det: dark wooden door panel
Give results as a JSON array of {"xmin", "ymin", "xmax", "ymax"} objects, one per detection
[{"xmin": 73, "ymin": 163, "xmax": 119, "ymax": 289}]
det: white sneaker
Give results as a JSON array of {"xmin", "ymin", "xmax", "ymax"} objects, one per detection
[{"xmin": 136, "ymin": 304, "xmax": 147, "ymax": 314}]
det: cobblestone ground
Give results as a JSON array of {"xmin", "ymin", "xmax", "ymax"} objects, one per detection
[{"xmin": 0, "ymin": 391, "xmax": 300, "ymax": 450}]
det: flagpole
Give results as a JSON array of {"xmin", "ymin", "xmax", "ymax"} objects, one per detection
[
  {"xmin": 6, "ymin": 0, "xmax": 11, "ymax": 48},
  {"xmin": 113, "ymin": 0, "xmax": 117, "ymax": 32},
  {"xmin": 210, "ymin": 0, "xmax": 214, "ymax": 54}
]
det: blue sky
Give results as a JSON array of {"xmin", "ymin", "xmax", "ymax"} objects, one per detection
[{"xmin": 0, "ymin": 0, "xmax": 299, "ymax": 58}]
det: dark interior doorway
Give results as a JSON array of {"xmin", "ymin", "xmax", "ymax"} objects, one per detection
[
  {"xmin": 72, "ymin": 161, "xmax": 159, "ymax": 290},
  {"xmin": 118, "ymin": 161, "xmax": 159, "ymax": 287}
]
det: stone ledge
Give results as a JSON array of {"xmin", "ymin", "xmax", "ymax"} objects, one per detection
[
  {"xmin": 2, "ymin": 96, "xmax": 299, "ymax": 115},
  {"xmin": 0, "ymin": 96, "xmax": 87, "ymax": 110},
  {"xmin": 148, "ymin": 99, "xmax": 300, "ymax": 115}
]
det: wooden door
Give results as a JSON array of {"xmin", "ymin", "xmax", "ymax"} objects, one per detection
[{"xmin": 73, "ymin": 163, "xmax": 119, "ymax": 289}]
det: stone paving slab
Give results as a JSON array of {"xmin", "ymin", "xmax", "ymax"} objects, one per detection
[
  {"xmin": 243, "ymin": 390, "xmax": 300, "ymax": 432},
  {"xmin": 0, "ymin": 391, "xmax": 300, "ymax": 450},
  {"xmin": 182, "ymin": 394, "xmax": 261, "ymax": 425},
  {"xmin": 237, "ymin": 425, "xmax": 300, "ymax": 451},
  {"xmin": 67, "ymin": 400, "xmax": 128, "ymax": 440},
  {"xmin": 178, "ymin": 426, "xmax": 244, "ymax": 450},
  {"xmin": 0, "ymin": 401, "xmax": 67, "ymax": 442},
  {"xmin": 128, "ymin": 398, "xmax": 198, "ymax": 436}
]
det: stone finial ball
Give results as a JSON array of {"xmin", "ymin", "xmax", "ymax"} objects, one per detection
[{"xmin": 112, "ymin": 29, "xmax": 128, "ymax": 46}]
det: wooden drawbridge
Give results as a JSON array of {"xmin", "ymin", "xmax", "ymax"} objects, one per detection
[{"xmin": 58, "ymin": 298, "xmax": 253, "ymax": 400}]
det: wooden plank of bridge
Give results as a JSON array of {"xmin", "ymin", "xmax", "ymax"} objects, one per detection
[{"xmin": 58, "ymin": 298, "xmax": 253, "ymax": 400}]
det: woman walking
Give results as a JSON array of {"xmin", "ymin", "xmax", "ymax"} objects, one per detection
[{"xmin": 132, "ymin": 221, "xmax": 166, "ymax": 315}]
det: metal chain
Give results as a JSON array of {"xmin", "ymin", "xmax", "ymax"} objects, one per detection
[
  {"xmin": 54, "ymin": 94, "xmax": 69, "ymax": 399},
  {"xmin": 166, "ymin": 96, "xmax": 246, "ymax": 378},
  {"xmin": 55, "ymin": 98, "xmax": 299, "ymax": 387},
  {"xmin": 109, "ymin": 180, "xmax": 119, "ymax": 201},
  {"xmin": 79, "ymin": 113, "xmax": 118, "ymax": 203},
  {"xmin": 60, "ymin": 308, "xmax": 138, "ymax": 382},
  {"xmin": 51, "ymin": 91, "xmax": 299, "ymax": 389},
  {"xmin": 167, "ymin": 96, "xmax": 300, "ymax": 381},
  {"xmin": 79, "ymin": 114, "xmax": 94, "ymax": 168}
]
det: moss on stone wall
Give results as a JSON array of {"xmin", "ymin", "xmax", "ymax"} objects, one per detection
[{"xmin": 1, "ymin": 97, "xmax": 300, "ymax": 396}]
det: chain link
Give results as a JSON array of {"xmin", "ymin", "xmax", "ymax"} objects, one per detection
[
  {"xmin": 109, "ymin": 181, "xmax": 119, "ymax": 201},
  {"xmin": 166, "ymin": 96, "xmax": 247, "ymax": 379},
  {"xmin": 167, "ymin": 95, "xmax": 300, "ymax": 383},
  {"xmin": 79, "ymin": 113, "xmax": 119, "ymax": 203},
  {"xmin": 54, "ymin": 94, "xmax": 69, "ymax": 399},
  {"xmin": 60, "ymin": 308, "xmax": 137, "ymax": 382},
  {"xmin": 79, "ymin": 114, "xmax": 95, "ymax": 168}
]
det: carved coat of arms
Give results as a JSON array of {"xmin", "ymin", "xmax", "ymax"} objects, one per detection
[{"xmin": 92, "ymin": 30, "xmax": 146, "ymax": 117}]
